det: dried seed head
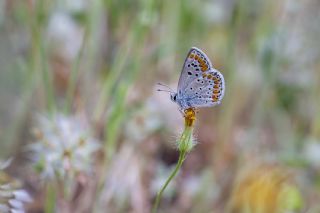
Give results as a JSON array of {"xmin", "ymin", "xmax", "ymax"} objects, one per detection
[{"xmin": 29, "ymin": 114, "xmax": 100, "ymax": 181}]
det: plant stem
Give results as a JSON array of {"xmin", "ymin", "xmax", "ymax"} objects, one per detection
[
  {"xmin": 152, "ymin": 150, "xmax": 187, "ymax": 213},
  {"xmin": 64, "ymin": 29, "xmax": 88, "ymax": 113},
  {"xmin": 45, "ymin": 183, "xmax": 56, "ymax": 213}
]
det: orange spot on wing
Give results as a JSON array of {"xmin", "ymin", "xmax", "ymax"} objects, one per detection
[
  {"xmin": 202, "ymin": 73, "xmax": 207, "ymax": 78},
  {"xmin": 214, "ymin": 80, "xmax": 220, "ymax": 84},
  {"xmin": 189, "ymin": 54, "xmax": 195, "ymax": 58},
  {"xmin": 212, "ymin": 95, "xmax": 219, "ymax": 101},
  {"xmin": 207, "ymin": 74, "xmax": 212, "ymax": 79},
  {"xmin": 213, "ymin": 85, "xmax": 219, "ymax": 89},
  {"xmin": 195, "ymin": 55, "xmax": 199, "ymax": 60},
  {"xmin": 213, "ymin": 89, "xmax": 220, "ymax": 93},
  {"xmin": 201, "ymin": 66, "xmax": 208, "ymax": 71}
]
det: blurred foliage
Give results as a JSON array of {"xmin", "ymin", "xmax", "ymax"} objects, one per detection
[
  {"xmin": 228, "ymin": 164, "xmax": 303, "ymax": 213},
  {"xmin": 0, "ymin": 0, "xmax": 319, "ymax": 212}
]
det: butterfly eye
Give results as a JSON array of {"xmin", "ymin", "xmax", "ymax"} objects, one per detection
[{"xmin": 171, "ymin": 94, "xmax": 177, "ymax": 102}]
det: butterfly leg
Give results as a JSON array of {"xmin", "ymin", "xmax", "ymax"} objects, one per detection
[{"xmin": 179, "ymin": 108, "xmax": 185, "ymax": 116}]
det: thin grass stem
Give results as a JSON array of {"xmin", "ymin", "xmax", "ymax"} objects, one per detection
[{"xmin": 152, "ymin": 150, "xmax": 187, "ymax": 213}]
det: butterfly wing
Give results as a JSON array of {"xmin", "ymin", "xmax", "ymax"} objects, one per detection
[
  {"xmin": 177, "ymin": 47, "xmax": 225, "ymax": 108},
  {"xmin": 186, "ymin": 68, "xmax": 225, "ymax": 107},
  {"xmin": 177, "ymin": 47, "xmax": 213, "ymax": 93}
]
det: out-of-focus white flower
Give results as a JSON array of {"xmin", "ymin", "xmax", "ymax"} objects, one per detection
[
  {"xmin": 64, "ymin": 0, "xmax": 88, "ymax": 13},
  {"xmin": 304, "ymin": 138, "xmax": 320, "ymax": 168},
  {"xmin": 30, "ymin": 114, "xmax": 100, "ymax": 181},
  {"xmin": 203, "ymin": 1, "xmax": 231, "ymax": 24},
  {"xmin": 0, "ymin": 161, "xmax": 32, "ymax": 213},
  {"xmin": 47, "ymin": 12, "xmax": 84, "ymax": 61}
]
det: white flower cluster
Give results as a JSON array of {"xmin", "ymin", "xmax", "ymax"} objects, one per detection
[
  {"xmin": 30, "ymin": 114, "xmax": 100, "ymax": 180},
  {"xmin": 0, "ymin": 160, "xmax": 32, "ymax": 213}
]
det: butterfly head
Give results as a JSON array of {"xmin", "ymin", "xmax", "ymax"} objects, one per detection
[{"xmin": 170, "ymin": 93, "xmax": 178, "ymax": 103}]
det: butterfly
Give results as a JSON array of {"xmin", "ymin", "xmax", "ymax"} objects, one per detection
[{"xmin": 159, "ymin": 47, "xmax": 225, "ymax": 113}]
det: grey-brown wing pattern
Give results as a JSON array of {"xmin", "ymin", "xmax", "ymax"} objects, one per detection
[{"xmin": 177, "ymin": 47, "xmax": 225, "ymax": 108}]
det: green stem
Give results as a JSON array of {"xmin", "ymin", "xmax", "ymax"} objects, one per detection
[
  {"xmin": 40, "ymin": 42, "xmax": 55, "ymax": 113},
  {"xmin": 152, "ymin": 151, "xmax": 187, "ymax": 213},
  {"xmin": 64, "ymin": 29, "xmax": 88, "ymax": 113},
  {"xmin": 45, "ymin": 183, "xmax": 56, "ymax": 213}
]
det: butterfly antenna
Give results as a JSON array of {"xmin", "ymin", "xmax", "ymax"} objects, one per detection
[
  {"xmin": 156, "ymin": 88, "xmax": 174, "ymax": 94},
  {"xmin": 157, "ymin": 82, "xmax": 174, "ymax": 92}
]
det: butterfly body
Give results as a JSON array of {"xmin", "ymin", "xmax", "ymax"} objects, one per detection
[
  {"xmin": 170, "ymin": 92, "xmax": 192, "ymax": 110},
  {"xmin": 170, "ymin": 47, "xmax": 225, "ymax": 111}
]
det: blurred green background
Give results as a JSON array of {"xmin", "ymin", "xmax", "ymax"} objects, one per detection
[{"xmin": 0, "ymin": 0, "xmax": 320, "ymax": 212}]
